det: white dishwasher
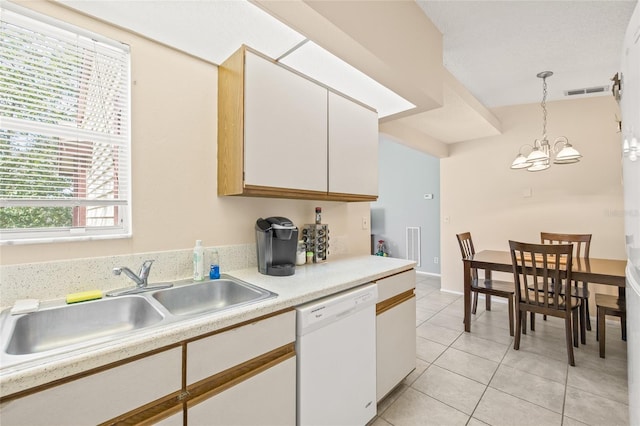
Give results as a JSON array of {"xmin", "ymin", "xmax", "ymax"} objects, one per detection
[{"xmin": 296, "ymin": 283, "xmax": 378, "ymax": 426}]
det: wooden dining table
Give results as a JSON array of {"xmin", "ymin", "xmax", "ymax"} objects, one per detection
[{"xmin": 462, "ymin": 250, "xmax": 627, "ymax": 333}]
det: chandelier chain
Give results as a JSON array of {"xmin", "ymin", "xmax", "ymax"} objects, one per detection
[{"xmin": 541, "ymin": 76, "xmax": 548, "ymax": 139}]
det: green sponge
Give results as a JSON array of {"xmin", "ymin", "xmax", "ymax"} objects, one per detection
[{"xmin": 66, "ymin": 290, "xmax": 103, "ymax": 304}]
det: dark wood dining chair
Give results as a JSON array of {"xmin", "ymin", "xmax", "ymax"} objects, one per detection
[
  {"xmin": 456, "ymin": 232, "xmax": 515, "ymax": 336},
  {"xmin": 595, "ymin": 293, "xmax": 627, "ymax": 358},
  {"xmin": 540, "ymin": 232, "xmax": 592, "ymax": 344},
  {"xmin": 509, "ymin": 240, "xmax": 580, "ymax": 366}
]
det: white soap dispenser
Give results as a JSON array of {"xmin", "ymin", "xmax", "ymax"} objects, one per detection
[{"xmin": 193, "ymin": 240, "xmax": 205, "ymax": 281}]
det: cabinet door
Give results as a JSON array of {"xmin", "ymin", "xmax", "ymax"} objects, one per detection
[
  {"xmin": 244, "ymin": 52, "xmax": 328, "ymax": 192},
  {"xmin": 376, "ymin": 297, "xmax": 416, "ymax": 402},
  {"xmin": 328, "ymin": 92, "xmax": 378, "ymax": 197},
  {"xmin": 187, "ymin": 356, "xmax": 296, "ymax": 426},
  {"xmin": 0, "ymin": 347, "xmax": 182, "ymax": 425}
]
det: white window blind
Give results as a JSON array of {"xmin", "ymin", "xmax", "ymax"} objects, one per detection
[{"xmin": 0, "ymin": 4, "xmax": 131, "ymax": 243}]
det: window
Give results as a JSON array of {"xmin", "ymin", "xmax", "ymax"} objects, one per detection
[{"xmin": 0, "ymin": 4, "xmax": 131, "ymax": 244}]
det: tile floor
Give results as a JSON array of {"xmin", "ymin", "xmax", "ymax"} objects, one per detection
[{"xmin": 371, "ymin": 274, "xmax": 629, "ymax": 426}]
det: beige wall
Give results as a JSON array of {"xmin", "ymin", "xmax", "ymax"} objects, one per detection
[
  {"xmin": 441, "ymin": 96, "xmax": 626, "ymax": 294},
  {"xmin": 0, "ymin": 1, "xmax": 371, "ymax": 266}
]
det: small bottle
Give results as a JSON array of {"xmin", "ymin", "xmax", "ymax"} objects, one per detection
[
  {"xmin": 296, "ymin": 241, "xmax": 306, "ymax": 266},
  {"xmin": 306, "ymin": 251, "xmax": 314, "ymax": 264},
  {"xmin": 315, "ymin": 207, "xmax": 322, "ymax": 224},
  {"xmin": 209, "ymin": 249, "xmax": 220, "ymax": 280},
  {"xmin": 193, "ymin": 240, "xmax": 205, "ymax": 281}
]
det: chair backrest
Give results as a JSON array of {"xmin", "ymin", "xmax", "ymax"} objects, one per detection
[
  {"xmin": 456, "ymin": 232, "xmax": 477, "ymax": 279},
  {"xmin": 540, "ymin": 232, "xmax": 591, "ymax": 258},
  {"xmin": 509, "ymin": 240, "xmax": 573, "ymax": 312},
  {"xmin": 456, "ymin": 232, "xmax": 475, "ymax": 258}
]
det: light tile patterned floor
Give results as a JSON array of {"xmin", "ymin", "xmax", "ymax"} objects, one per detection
[{"xmin": 371, "ymin": 274, "xmax": 629, "ymax": 426}]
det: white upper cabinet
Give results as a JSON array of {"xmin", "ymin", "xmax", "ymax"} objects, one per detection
[
  {"xmin": 244, "ymin": 52, "xmax": 328, "ymax": 192},
  {"xmin": 328, "ymin": 92, "xmax": 378, "ymax": 197},
  {"xmin": 218, "ymin": 45, "xmax": 378, "ymax": 201}
]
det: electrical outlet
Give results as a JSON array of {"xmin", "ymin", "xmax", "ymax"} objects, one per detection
[
  {"xmin": 361, "ymin": 216, "xmax": 369, "ymax": 230},
  {"xmin": 434, "ymin": 257, "xmax": 439, "ymax": 264}
]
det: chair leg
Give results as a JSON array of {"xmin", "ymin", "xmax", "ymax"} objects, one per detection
[
  {"xmin": 514, "ymin": 308, "xmax": 522, "ymax": 350},
  {"xmin": 579, "ymin": 302, "xmax": 586, "ymax": 345},
  {"xmin": 508, "ymin": 296, "xmax": 514, "ymax": 337},
  {"xmin": 522, "ymin": 310, "xmax": 527, "ymax": 335},
  {"xmin": 585, "ymin": 299, "xmax": 591, "ymax": 331},
  {"xmin": 486, "ymin": 294, "xmax": 492, "ymax": 311},
  {"xmin": 565, "ymin": 314, "xmax": 576, "ymax": 366},
  {"xmin": 622, "ymin": 312, "xmax": 627, "ymax": 341},
  {"xmin": 471, "ymin": 291, "xmax": 478, "ymax": 315},
  {"xmin": 530, "ymin": 312, "xmax": 535, "ymax": 331},
  {"xmin": 598, "ymin": 307, "xmax": 606, "ymax": 358},
  {"xmin": 572, "ymin": 308, "xmax": 579, "ymax": 348}
]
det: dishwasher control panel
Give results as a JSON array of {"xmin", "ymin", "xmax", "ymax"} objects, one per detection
[{"xmin": 296, "ymin": 284, "xmax": 378, "ymax": 333}]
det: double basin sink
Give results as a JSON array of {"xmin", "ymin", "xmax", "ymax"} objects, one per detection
[{"xmin": 0, "ymin": 276, "xmax": 277, "ymax": 369}]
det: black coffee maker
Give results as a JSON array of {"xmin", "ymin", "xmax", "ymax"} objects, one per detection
[{"xmin": 255, "ymin": 217, "xmax": 299, "ymax": 276}]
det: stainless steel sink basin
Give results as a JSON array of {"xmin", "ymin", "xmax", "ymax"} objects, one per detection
[
  {"xmin": 4, "ymin": 296, "xmax": 164, "ymax": 356},
  {"xmin": 0, "ymin": 276, "xmax": 277, "ymax": 370},
  {"xmin": 151, "ymin": 278, "xmax": 276, "ymax": 316}
]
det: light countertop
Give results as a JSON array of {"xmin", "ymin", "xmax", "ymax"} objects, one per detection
[{"xmin": 0, "ymin": 255, "xmax": 415, "ymax": 397}]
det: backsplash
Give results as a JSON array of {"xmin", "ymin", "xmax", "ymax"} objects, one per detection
[{"xmin": 0, "ymin": 243, "xmax": 257, "ymax": 309}]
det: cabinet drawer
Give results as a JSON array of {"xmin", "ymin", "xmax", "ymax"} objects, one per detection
[
  {"xmin": 186, "ymin": 310, "xmax": 295, "ymax": 385},
  {"xmin": 376, "ymin": 269, "xmax": 416, "ymax": 301},
  {"xmin": 0, "ymin": 347, "xmax": 182, "ymax": 425}
]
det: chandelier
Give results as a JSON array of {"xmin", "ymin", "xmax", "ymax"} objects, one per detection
[{"xmin": 511, "ymin": 71, "xmax": 582, "ymax": 172}]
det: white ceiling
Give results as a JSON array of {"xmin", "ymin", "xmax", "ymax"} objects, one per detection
[
  {"xmin": 418, "ymin": 0, "xmax": 637, "ymax": 107},
  {"xmin": 53, "ymin": 0, "xmax": 637, "ymax": 150}
]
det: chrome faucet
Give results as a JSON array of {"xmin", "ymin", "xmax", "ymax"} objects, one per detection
[
  {"xmin": 107, "ymin": 259, "xmax": 172, "ymax": 297},
  {"xmin": 113, "ymin": 260, "xmax": 154, "ymax": 287}
]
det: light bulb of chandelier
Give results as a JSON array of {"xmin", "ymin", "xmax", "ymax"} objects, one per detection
[
  {"xmin": 526, "ymin": 143, "xmax": 549, "ymax": 163},
  {"xmin": 528, "ymin": 160, "xmax": 550, "ymax": 172},
  {"xmin": 511, "ymin": 154, "xmax": 532, "ymax": 169}
]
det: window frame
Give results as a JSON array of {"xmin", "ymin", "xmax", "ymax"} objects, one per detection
[{"xmin": 0, "ymin": 2, "xmax": 132, "ymax": 245}]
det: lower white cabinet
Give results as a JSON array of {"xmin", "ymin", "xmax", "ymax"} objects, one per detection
[
  {"xmin": 187, "ymin": 356, "xmax": 296, "ymax": 426},
  {"xmin": 375, "ymin": 269, "xmax": 416, "ymax": 402},
  {"xmin": 0, "ymin": 347, "xmax": 182, "ymax": 425},
  {"xmin": 376, "ymin": 297, "xmax": 416, "ymax": 401}
]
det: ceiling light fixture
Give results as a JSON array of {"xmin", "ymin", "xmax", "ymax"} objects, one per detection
[{"xmin": 511, "ymin": 71, "xmax": 582, "ymax": 172}]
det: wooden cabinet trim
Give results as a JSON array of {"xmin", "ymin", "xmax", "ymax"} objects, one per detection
[
  {"xmin": 236, "ymin": 185, "xmax": 378, "ymax": 202},
  {"xmin": 241, "ymin": 184, "xmax": 328, "ymax": 200},
  {"xmin": 186, "ymin": 342, "xmax": 295, "ymax": 409},
  {"xmin": 98, "ymin": 390, "xmax": 185, "ymax": 426},
  {"xmin": 326, "ymin": 192, "xmax": 378, "ymax": 202},
  {"xmin": 218, "ymin": 45, "xmax": 246, "ymax": 196},
  {"xmin": 376, "ymin": 290, "xmax": 415, "ymax": 316}
]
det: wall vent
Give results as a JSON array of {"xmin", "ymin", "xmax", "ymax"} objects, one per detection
[
  {"xmin": 564, "ymin": 85, "xmax": 609, "ymax": 96},
  {"xmin": 406, "ymin": 226, "xmax": 421, "ymax": 267}
]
